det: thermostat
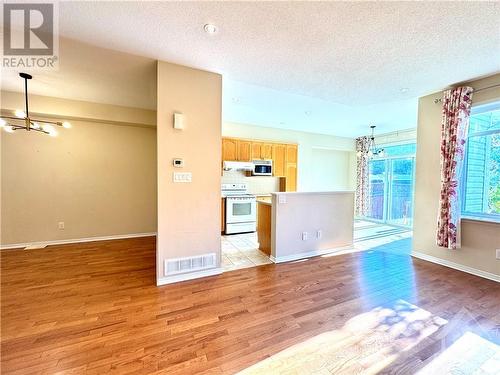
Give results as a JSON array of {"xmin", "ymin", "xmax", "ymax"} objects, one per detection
[{"xmin": 173, "ymin": 158, "xmax": 184, "ymax": 168}]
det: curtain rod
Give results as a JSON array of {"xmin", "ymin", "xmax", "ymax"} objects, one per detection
[{"xmin": 434, "ymin": 83, "xmax": 500, "ymax": 103}]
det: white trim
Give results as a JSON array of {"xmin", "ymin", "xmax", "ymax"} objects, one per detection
[
  {"xmin": 411, "ymin": 251, "xmax": 499, "ymax": 283},
  {"xmin": 0, "ymin": 232, "xmax": 157, "ymax": 250},
  {"xmin": 270, "ymin": 244, "xmax": 354, "ymax": 264},
  {"xmin": 157, "ymin": 267, "xmax": 223, "ymax": 285}
]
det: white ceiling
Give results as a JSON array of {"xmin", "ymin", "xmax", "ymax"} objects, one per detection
[{"xmin": 2, "ymin": 1, "xmax": 499, "ymax": 137}]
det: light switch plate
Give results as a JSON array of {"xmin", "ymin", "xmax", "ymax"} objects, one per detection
[
  {"xmin": 173, "ymin": 172, "xmax": 192, "ymax": 183},
  {"xmin": 496, "ymin": 249, "xmax": 500, "ymax": 260}
]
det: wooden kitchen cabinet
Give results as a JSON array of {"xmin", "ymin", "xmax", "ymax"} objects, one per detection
[
  {"xmin": 238, "ymin": 140, "xmax": 252, "ymax": 161},
  {"xmin": 261, "ymin": 143, "xmax": 273, "ymax": 159},
  {"xmin": 284, "ymin": 144, "xmax": 298, "ymax": 191},
  {"xmin": 272, "ymin": 144, "xmax": 286, "ymax": 177},
  {"xmin": 222, "ymin": 138, "xmax": 238, "ymax": 161},
  {"xmin": 251, "ymin": 142, "xmax": 263, "ymax": 159},
  {"xmin": 285, "ymin": 164, "xmax": 297, "ymax": 191},
  {"xmin": 286, "ymin": 144, "xmax": 298, "ymax": 163},
  {"xmin": 221, "ymin": 137, "xmax": 298, "ymax": 191}
]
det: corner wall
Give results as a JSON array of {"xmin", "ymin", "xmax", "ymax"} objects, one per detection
[
  {"xmin": 412, "ymin": 73, "xmax": 500, "ymax": 279},
  {"xmin": 156, "ymin": 61, "xmax": 222, "ymax": 285},
  {"xmin": 1, "ymin": 92, "xmax": 157, "ymax": 247}
]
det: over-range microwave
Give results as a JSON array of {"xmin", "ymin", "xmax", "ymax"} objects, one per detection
[{"xmin": 252, "ymin": 160, "xmax": 273, "ymax": 176}]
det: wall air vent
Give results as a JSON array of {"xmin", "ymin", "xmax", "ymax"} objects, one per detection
[{"xmin": 164, "ymin": 253, "xmax": 216, "ymax": 276}]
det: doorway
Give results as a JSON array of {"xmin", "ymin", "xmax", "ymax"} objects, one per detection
[{"xmin": 366, "ymin": 144, "xmax": 416, "ymax": 227}]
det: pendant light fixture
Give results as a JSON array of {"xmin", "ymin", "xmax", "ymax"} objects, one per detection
[
  {"xmin": 0, "ymin": 73, "xmax": 71, "ymax": 136},
  {"xmin": 357, "ymin": 125, "xmax": 385, "ymax": 158}
]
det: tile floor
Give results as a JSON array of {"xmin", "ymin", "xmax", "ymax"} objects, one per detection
[
  {"xmin": 221, "ymin": 232, "xmax": 273, "ymax": 271},
  {"xmin": 221, "ymin": 220, "xmax": 413, "ymax": 272}
]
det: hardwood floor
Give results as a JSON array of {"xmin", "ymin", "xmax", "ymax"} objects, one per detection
[{"xmin": 1, "ymin": 236, "xmax": 499, "ymax": 374}]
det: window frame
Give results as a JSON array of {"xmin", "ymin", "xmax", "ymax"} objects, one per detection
[{"xmin": 461, "ymin": 102, "xmax": 500, "ymax": 223}]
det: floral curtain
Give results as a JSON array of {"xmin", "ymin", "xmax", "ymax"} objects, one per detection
[
  {"xmin": 355, "ymin": 136, "xmax": 370, "ymax": 217},
  {"xmin": 436, "ymin": 86, "xmax": 474, "ymax": 249}
]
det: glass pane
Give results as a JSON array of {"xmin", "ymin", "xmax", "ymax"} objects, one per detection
[
  {"xmin": 368, "ymin": 159, "xmax": 386, "ymax": 220},
  {"xmin": 469, "ymin": 109, "xmax": 500, "ymax": 134},
  {"xmin": 388, "ymin": 158, "xmax": 415, "ymax": 226},
  {"xmin": 382, "ymin": 143, "xmax": 417, "ymax": 157},
  {"xmin": 464, "ymin": 132, "xmax": 500, "ymax": 216},
  {"xmin": 233, "ymin": 202, "xmax": 252, "ymax": 216}
]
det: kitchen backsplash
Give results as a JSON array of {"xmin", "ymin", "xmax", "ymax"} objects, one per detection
[{"xmin": 222, "ymin": 170, "xmax": 279, "ymax": 195}]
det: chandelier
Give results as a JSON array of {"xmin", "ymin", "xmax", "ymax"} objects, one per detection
[
  {"xmin": 357, "ymin": 125, "xmax": 385, "ymax": 158},
  {"xmin": 0, "ymin": 73, "xmax": 71, "ymax": 136}
]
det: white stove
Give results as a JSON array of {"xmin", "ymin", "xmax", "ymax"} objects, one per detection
[{"xmin": 221, "ymin": 184, "xmax": 256, "ymax": 234}]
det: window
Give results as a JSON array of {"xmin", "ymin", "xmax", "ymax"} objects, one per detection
[{"xmin": 462, "ymin": 102, "xmax": 500, "ymax": 221}]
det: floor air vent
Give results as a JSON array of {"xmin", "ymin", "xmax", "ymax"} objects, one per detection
[{"xmin": 165, "ymin": 253, "xmax": 216, "ymax": 276}]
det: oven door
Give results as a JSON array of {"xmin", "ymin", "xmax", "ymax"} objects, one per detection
[{"xmin": 226, "ymin": 197, "xmax": 256, "ymax": 223}]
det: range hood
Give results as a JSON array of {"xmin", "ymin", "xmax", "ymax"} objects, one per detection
[{"xmin": 223, "ymin": 161, "xmax": 254, "ymax": 171}]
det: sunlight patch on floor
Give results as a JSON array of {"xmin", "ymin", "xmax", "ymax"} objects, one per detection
[
  {"xmin": 238, "ymin": 300, "xmax": 447, "ymax": 374},
  {"xmin": 416, "ymin": 331, "xmax": 500, "ymax": 374}
]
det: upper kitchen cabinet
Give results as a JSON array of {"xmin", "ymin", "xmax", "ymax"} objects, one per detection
[
  {"xmin": 238, "ymin": 140, "xmax": 252, "ymax": 161},
  {"xmin": 222, "ymin": 138, "xmax": 238, "ymax": 161},
  {"xmin": 252, "ymin": 142, "xmax": 273, "ymax": 160},
  {"xmin": 261, "ymin": 143, "xmax": 273, "ymax": 159},
  {"xmin": 252, "ymin": 142, "xmax": 263, "ymax": 159},
  {"xmin": 286, "ymin": 144, "xmax": 298, "ymax": 164},
  {"xmin": 272, "ymin": 144, "xmax": 286, "ymax": 177},
  {"xmin": 284, "ymin": 144, "xmax": 298, "ymax": 191}
]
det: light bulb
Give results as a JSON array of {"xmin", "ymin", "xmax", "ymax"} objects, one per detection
[
  {"xmin": 62, "ymin": 121, "xmax": 71, "ymax": 129},
  {"xmin": 0, "ymin": 118, "xmax": 6, "ymax": 127},
  {"xmin": 15, "ymin": 109, "xmax": 26, "ymax": 118},
  {"xmin": 42, "ymin": 124, "xmax": 54, "ymax": 132},
  {"xmin": 31, "ymin": 122, "xmax": 40, "ymax": 129},
  {"xmin": 4, "ymin": 125, "xmax": 15, "ymax": 133}
]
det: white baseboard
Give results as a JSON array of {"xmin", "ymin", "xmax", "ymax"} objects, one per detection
[
  {"xmin": 0, "ymin": 232, "xmax": 157, "ymax": 250},
  {"xmin": 411, "ymin": 251, "xmax": 499, "ymax": 283},
  {"xmin": 270, "ymin": 244, "xmax": 354, "ymax": 264},
  {"xmin": 157, "ymin": 267, "xmax": 223, "ymax": 285}
]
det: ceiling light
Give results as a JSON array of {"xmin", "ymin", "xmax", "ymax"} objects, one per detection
[
  {"xmin": 42, "ymin": 124, "xmax": 54, "ymax": 132},
  {"xmin": 359, "ymin": 125, "xmax": 384, "ymax": 159},
  {"xmin": 204, "ymin": 24, "xmax": 218, "ymax": 34},
  {"xmin": 2, "ymin": 73, "xmax": 71, "ymax": 136},
  {"xmin": 400, "ymin": 88, "xmax": 409, "ymax": 94}
]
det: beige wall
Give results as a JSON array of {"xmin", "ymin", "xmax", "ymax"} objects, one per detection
[
  {"xmin": 1, "ymin": 93, "xmax": 157, "ymax": 246},
  {"xmin": 271, "ymin": 191, "xmax": 354, "ymax": 261},
  {"xmin": 156, "ymin": 61, "xmax": 222, "ymax": 284},
  {"xmin": 413, "ymin": 73, "xmax": 500, "ymax": 278},
  {"xmin": 223, "ymin": 122, "xmax": 356, "ymax": 191}
]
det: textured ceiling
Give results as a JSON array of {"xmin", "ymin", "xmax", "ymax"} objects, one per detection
[
  {"xmin": 1, "ymin": 38, "xmax": 157, "ymax": 110},
  {"xmin": 2, "ymin": 1, "xmax": 499, "ymax": 137}
]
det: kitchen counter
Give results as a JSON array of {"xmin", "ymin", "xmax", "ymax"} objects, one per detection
[
  {"xmin": 257, "ymin": 191, "xmax": 355, "ymax": 262},
  {"xmin": 256, "ymin": 199, "xmax": 271, "ymax": 206}
]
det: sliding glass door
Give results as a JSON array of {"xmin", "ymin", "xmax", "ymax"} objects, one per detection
[
  {"xmin": 388, "ymin": 158, "xmax": 415, "ymax": 226},
  {"xmin": 366, "ymin": 144, "xmax": 416, "ymax": 227}
]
